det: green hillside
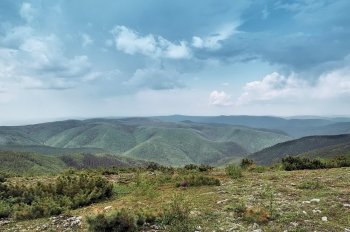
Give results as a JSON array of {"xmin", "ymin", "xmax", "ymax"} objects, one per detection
[
  {"xmin": 299, "ymin": 142, "xmax": 350, "ymax": 159},
  {"xmin": 0, "ymin": 150, "xmax": 147, "ymax": 176},
  {"xmin": 0, "ymin": 118, "xmax": 292, "ymax": 166},
  {"xmin": 249, "ymin": 134, "xmax": 350, "ymax": 165},
  {"xmin": 155, "ymin": 115, "xmax": 350, "ymax": 137}
]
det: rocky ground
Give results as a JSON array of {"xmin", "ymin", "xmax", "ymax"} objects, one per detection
[{"xmin": 1, "ymin": 167, "xmax": 349, "ymax": 232}]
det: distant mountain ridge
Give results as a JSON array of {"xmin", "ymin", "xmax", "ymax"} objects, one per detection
[
  {"xmin": 249, "ymin": 134, "xmax": 350, "ymax": 165},
  {"xmin": 154, "ymin": 115, "xmax": 350, "ymax": 137},
  {"xmin": 0, "ymin": 118, "xmax": 291, "ymax": 166}
]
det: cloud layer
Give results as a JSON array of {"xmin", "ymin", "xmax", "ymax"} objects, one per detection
[{"xmin": 0, "ymin": 0, "xmax": 350, "ymax": 122}]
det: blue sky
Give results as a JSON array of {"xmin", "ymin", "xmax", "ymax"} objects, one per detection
[{"xmin": 1, "ymin": 0, "xmax": 350, "ymax": 123}]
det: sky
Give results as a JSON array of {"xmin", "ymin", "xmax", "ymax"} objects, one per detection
[{"xmin": 1, "ymin": 0, "xmax": 350, "ymax": 124}]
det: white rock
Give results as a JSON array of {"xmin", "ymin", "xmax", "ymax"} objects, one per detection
[
  {"xmin": 310, "ymin": 198, "xmax": 320, "ymax": 203},
  {"xmin": 104, "ymin": 206, "xmax": 112, "ymax": 210},
  {"xmin": 217, "ymin": 199, "xmax": 229, "ymax": 204},
  {"xmin": 302, "ymin": 210, "xmax": 308, "ymax": 215},
  {"xmin": 291, "ymin": 222, "xmax": 298, "ymax": 227},
  {"xmin": 302, "ymin": 201, "xmax": 311, "ymax": 204},
  {"xmin": 322, "ymin": 216, "xmax": 328, "ymax": 222},
  {"xmin": 312, "ymin": 209, "xmax": 322, "ymax": 214},
  {"xmin": 343, "ymin": 203, "xmax": 350, "ymax": 207},
  {"xmin": 344, "ymin": 228, "xmax": 350, "ymax": 232}
]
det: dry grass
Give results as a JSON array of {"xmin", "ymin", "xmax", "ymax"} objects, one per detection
[{"xmin": 1, "ymin": 167, "xmax": 349, "ymax": 232}]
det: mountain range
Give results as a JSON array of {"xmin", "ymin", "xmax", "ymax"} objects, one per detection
[{"xmin": 0, "ymin": 115, "xmax": 350, "ymax": 170}]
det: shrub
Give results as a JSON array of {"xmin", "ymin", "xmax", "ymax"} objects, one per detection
[
  {"xmin": 328, "ymin": 155, "xmax": 350, "ymax": 168},
  {"xmin": 225, "ymin": 200, "xmax": 247, "ymax": 215},
  {"xmin": 243, "ymin": 206, "xmax": 270, "ymax": 224},
  {"xmin": 225, "ymin": 164, "xmax": 243, "ymax": 179},
  {"xmin": 240, "ymin": 158, "xmax": 255, "ymax": 169},
  {"xmin": 87, "ymin": 209, "xmax": 137, "ymax": 232},
  {"xmin": 0, "ymin": 200, "xmax": 11, "ymax": 218},
  {"xmin": 132, "ymin": 175, "xmax": 159, "ymax": 198},
  {"xmin": 162, "ymin": 194, "xmax": 194, "ymax": 232},
  {"xmin": 183, "ymin": 164, "xmax": 213, "ymax": 172},
  {"xmin": 176, "ymin": 175, "xmax": 220, "ymax": 187},
  {"xmin": 281, "ymin": 156, "xmax": 326, "ymax": 171},
  {"xmin": 1, "ymin": 172, "xmax": 113, "ymax": 220},
  {"xmin": 298, "ymin": 180, "xmax": 323, "ymax": 190}
]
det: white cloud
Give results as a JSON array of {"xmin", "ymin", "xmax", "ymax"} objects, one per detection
[
  {"xmin": 313, "ymin": 68, "xmax": 350, "ymax": 99},
  {"xmin": 237, "ymin": 69, "xmax": 350, "ymax": 105},
  {"xmin": 237, "ymin": 72, "xmax": 306, "ymax": 105},
  {"xmin": 125, "ymin": 67, "xmax": 185, "ymax": 90},
  {"xmin": 81, "ymin": 33, "xmax": 94, "ymax": 47},
  {"xmin": 0, "ymin": 26, "xmax": 96, "ymax": 91},
  {"xmin": 209, "ymin": 90, "xmax": 233, "ymax": 106},
  {"xmin": 111, "ymin": 25, "xmax": 191, "ymax": 59},
  {"xmin": 19, "ymin": 2, "xmax": 36, "ymax": 22},
  {"xmin": 192, "ymin": 23, "xmax": 238, "ymax": 50}
]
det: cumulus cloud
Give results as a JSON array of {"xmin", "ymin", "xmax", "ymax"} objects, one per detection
[
  {"xmin": 237, "ymin": 69, "xmax": 350, "ymax": 105},
  {"xmin": 192, "ymin": 23, "xmax": 238, "ymax": 50},
  {"xmin": 125, "ymin": 68, "xmax": 185, "ymax": 90},
  {"xmin": 111, "ymin": 25, "xmax": 191, "ymax": 59},
  {"xmin": 19, "ymin": 2, "xmax": 36, "ymax": 22},
  {"xmin": 81, "ymin": 33, "xmax": 94, "ymax": 47},
  {"xmin": 0, "ymin": 26, "xmax": 95, "ymax": 90},
  {"xmin": 237, "ymin": 72, "xmax": 306, "ymax": 105},
  {"xmin": 209, "ymin": 90, "xmax": 233, "ymax": 106}
]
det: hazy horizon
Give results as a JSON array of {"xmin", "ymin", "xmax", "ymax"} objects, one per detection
[
  {"xmin": 2, "ymin": 114, "xmax": 350, "ymax": 126},
  {"xmin": 1, "ymin": 1, "xmax": 350, "ymax": 122}
]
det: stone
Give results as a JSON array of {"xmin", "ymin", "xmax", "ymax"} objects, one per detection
[
  {"xmin": 321, "ymin": 216, "xmax": 328, "ymax": 222},
  {"xmin": 291, "ymin": 222, "xmax": 298, "ymax": 227},
  {"xmin": 104, "ymin": 205, "xmax": 112, "ymax": 210},
  {"xmin": 310, "ymin": 198, "xmax": 320, "ymax": 203},
  {"xmin": 217, "ymin": 199, "xmax": 229, "ymax": 204}
]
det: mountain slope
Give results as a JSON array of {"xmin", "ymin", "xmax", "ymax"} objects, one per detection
[
  {"xmin": 155, "ymin": 115, "xmax": 350, "ymax": 137},
  {"xmin": 249, "ymin": 134, "xmax": 350, "ymax": 165},
  {"xmin": 0, "ymin": 150, "xmax": 148, "ymax": 175},
  {"xmin": 0, "ymin": 118, "xmax": 292, "ymax": 166}
]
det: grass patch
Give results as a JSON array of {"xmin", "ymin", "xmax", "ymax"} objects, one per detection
[
  {"xmin": 225, "ymin": 164, "xmax": 243, "ymax": 179},
  {"xmin": 298, "ymin": 180, "xmax": 324, "ymax": 190},
  {"xmin": 176, "ymin": 174, "xmax": 220, "ymax": 187}
]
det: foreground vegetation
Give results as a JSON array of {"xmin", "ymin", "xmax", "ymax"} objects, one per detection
[{"xmin": 0, "ymin": 162, "xmax": 349, "ymax": 232}]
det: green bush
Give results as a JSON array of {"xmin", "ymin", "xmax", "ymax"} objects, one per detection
[
  {"xmin": 87, "ymin": 209, "xmax": 137, "ymax": 232},
  {"xmin": 328, "ymin": 155, "xmax": 350, "ymax": 168},
  {"xmin": 0, "ymin": 200, "xmax": 11, "ymax": 218},
  {"xmin": 183, "ymin": 164, "xmax": 213, "ymax": 172},
  {"xmin": 162, "ymin": 194, "xmax": 194, "ymax": 232},
  {"xmin": 0, "ymin": 172, "xmax": 113, "ymax": 220},
  {"xmin": 298, "ymin": 180, "xmax": 323, "ymax": 190},
  {"xmin": 282, "ymin": 156, "xmax": 326, "ymax": 171},
  {"xmin": 240, "ymin": 158, "xmax": 254, "ymax": 169},
  {"xmin": 176, "ymin": 175, "xmax": 220, "ymax": 187},
  {"xmin": 225, "ymin": 164, "xmax": 243, "ymax": 179}
]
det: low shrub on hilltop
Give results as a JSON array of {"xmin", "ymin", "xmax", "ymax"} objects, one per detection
[
  {"xmin": 0, "ymin": 171, "xmax": 113, "ymax": 220},
  {"xmin": 281, "ymin": 155, "xmax": 350, "ymax": 171}
]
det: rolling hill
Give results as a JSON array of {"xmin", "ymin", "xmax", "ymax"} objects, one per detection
[
  {"xmin": 155, "ymin": 115, "xmax": 350, "ymax": 137},
  {"xmin": 249, "ymin": 134, "xmax": 350, "ymax": 165},
  {"xmin": 0, "ymin": 150, "xmax": 148, "ymax": 175},
  {"xmin": 0, "ymin": 118, "xmax": 291, "ymax": 166}
]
